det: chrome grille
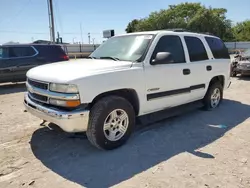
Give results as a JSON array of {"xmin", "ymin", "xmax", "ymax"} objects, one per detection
[
  {"xmin": 26, "ymin": 78, "xmax": 80, "ymax": 107},
  {"xmin": 27, "ymin": 79, "xmax": 49, "ymax": 90},
  {"xmin": 28, "ymin": 92, "xmax": 48, "ymax": 103}
]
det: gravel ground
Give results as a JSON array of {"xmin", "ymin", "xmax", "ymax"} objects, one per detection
[{"xmin": 0, "ymin": 78, "xmax": 250, "ymax": 188}]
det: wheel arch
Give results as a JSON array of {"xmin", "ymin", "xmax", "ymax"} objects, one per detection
[
  {"xmin": 89, "ymin": 89, "xmax": 140, "ymax": 116},
  {"xmin": 209, "ymin": 75, "xmax": 225, "ymax": 88}
]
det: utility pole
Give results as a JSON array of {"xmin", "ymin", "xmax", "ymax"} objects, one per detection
[
  {"xmin": 92, "ymin": 38, "xmax": 95, "ymax": 45},
  {"xmin": 88, "ymin": 33, "xmax": 90, "ymax": 44},
  {"xmin": 47, "ymin": 0, "xmax": 55, "ymax": 43},
  {"xmin": 80, "ymin": 23, "xmax": 83, "ymax": 44}
]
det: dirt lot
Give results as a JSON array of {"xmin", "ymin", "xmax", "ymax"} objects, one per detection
[{"xmin": 0, "ymin": 78, "xmax": 250, "ymax": 188}]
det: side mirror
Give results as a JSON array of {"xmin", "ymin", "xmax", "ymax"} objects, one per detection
[{"xmin": 151, "ymin": 52, "xmax": 174, "ymax": 65}]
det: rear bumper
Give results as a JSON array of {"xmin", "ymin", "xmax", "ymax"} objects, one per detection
[{"xmin": 24, "ymin": 93, "xmax": 89, "ymax": 133}]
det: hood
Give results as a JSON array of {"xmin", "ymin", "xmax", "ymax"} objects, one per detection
[{"xmin": 27, "ymin": 59, "xmax": 132, "ymax": 83}]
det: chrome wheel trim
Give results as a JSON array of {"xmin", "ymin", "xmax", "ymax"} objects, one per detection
[
  {"xmin": 210, "ymin": 88, "xmax": 221, "ymax": 108},
  {"xmin": 103, "ymin": 109, "xmax": 129, "ymax": 141}
]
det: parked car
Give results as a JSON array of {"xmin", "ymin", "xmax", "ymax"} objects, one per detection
[
  {"xmin": 231, "ymin": 49, "xmax": 250, "ymax": 77},
  {"xmin": 24, "ymin": 30, "xmax": 231, "ymax": 150},
  {"xmin": 0, "ymin": 44, "xmax": 69, "ymax": 83}
]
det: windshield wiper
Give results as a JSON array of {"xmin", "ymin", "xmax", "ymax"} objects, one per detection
[
  {"xmin": 85, "ymin": 56, "xmax": 96, "ymax": 59},
  {"xmin": 99, "ymin": 56, "xmax": 120, "ymax": 61}
]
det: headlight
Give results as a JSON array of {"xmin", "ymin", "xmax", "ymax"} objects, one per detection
[
  {"xmin": 49, "ymin": 83, "xmax": 78, "ymax": 93},
  {"xmin": 49, "ymin": 98, "xmax": 81, "ymax": 107}
]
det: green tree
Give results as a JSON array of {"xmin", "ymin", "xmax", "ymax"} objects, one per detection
[
  {"xmin": 125, "ymin": 19, "xmax": 140, "ymax": 33},
  {"xmin": 125, "ymin": 3, "xmax": 235, "ymax": 41},
  {"xmin": 187, "ymin": 8, "xmax": 234, "ymax": 41},
  {"xmin": 232, "ymin": 20, "xmax": 250, "ymax": 41}
]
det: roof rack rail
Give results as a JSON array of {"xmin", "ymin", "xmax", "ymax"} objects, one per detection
[
  {"xmin": 162, "ymin": 29, "xmax": 216, "ymax": 36},
  {"xmin": 164, "ymin": 28, "xmax": 187, "ymax": 32}
]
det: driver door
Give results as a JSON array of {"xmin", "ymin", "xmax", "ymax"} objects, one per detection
[
  {"xmin": 0, "ymin": 47, "xmax": 13, "ymax": 83},
  {"xmin": 143, "ymin": 35, "xmax": 193, "ymax": 113}
]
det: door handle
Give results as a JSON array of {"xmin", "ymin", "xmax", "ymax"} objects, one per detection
[
  {"xmin": 206, "ymin": 65, "xmax": 212, "ymax": 71},
  {"xmin": 183, "ymin": 69, "xmax": 190, "ymax": 75}
]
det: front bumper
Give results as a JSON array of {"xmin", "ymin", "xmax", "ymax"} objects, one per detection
[
  {"xmin": 237, "ymin": 69, "xmax": 250, "ymax": 75},
  {"xmin": 24, "ymin": 93, "xmax": 89, "ymax": 133}
]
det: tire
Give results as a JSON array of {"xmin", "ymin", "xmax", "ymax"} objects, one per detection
[
  {"xmin": 86, "ymin": 96, "xmax": 135, "ymax": 150},
  {"xmin": 231, "ymin": 71, "xmax": 237, "ymax": 77},
  {"xmin": 203, "ymin": 81, "xmax": 223, "ymax": 110}
]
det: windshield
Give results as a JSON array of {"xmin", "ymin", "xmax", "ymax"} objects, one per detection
[{"xmin": 90, "ymin": 34, "xmax": 153, "ymax": 62}]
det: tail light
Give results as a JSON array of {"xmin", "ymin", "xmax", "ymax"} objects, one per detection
[{"xmin": 61, "ymin": 55, "xmax": 69, "ymax": 61}]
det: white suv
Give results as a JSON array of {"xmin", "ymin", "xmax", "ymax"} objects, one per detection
[{"xmin": 24, "ymin": 30, "xmax": 231, "ymax": 150}]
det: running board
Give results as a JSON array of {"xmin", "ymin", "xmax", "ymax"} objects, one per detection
[{"xmin": 137, "ymin": 100, "xmax": 204, "ymax": 126}]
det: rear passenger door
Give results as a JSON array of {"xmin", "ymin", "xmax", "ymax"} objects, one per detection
[
  {"xmin": 183, "ymin": 36, "xmax": 213, "ymax": 101},
  {"xmin": 6, "ymin": 46, "xmax": 38, "ymax": 82},
  {"xmin": 205, "ymin": 37, "xmax": 231, "ymax": 88}
]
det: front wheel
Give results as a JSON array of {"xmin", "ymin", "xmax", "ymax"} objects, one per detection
[
  {"xmin": 203, "ymin": 82, "xmax": 223, "ymax": 110},
  {"xmin": 86, "ymin": 96, "xmax": 135, "ymax": 150}
]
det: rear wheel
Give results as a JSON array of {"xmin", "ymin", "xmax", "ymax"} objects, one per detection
[
  {"xmin": 86, "ymin": 96, "xmax": 135, "ymax": 150},
  {"xmin": 231, "ymin": 71, "xmax": 237, "ymax": 77},
  {"xmin": 203, "ymin": 82, "xmax": 223, "ymax": 110}
]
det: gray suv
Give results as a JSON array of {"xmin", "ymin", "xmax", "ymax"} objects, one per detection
[{"xmin": 0, "ymin": 44, "xmax": 69, "ymax": 83}]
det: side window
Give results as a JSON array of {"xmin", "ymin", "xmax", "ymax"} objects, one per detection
[
  {"xmin": 0, "ymin": 47, "xmax": 9, "ymax": 59},
  {"xmin": 0, "ymin": 48, "xmax": 3, "ymax": 58},
  {"xmin": 151, "ymin": 35, "xmax": 185, "ymax": 64},
  {"xmin": 205, "ymin": 37, "xmax": 230, "ymax": 59},
  {"xmin": 49, "ymin": 46, "xmax": 65, "ymax": 55},
  {"xmin": 184, "ymin": 36, "xmax": 208, "ymax": 62},
  {"xmin": 8, "ymin": 47, "xmax": 36, "ymax": 58}
]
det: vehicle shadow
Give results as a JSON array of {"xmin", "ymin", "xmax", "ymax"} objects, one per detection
[
  {"xmin": 236, "ymin": 75, "xmax": 250, "ymax": 81},
  {"xmin": 0, "ymin": 82, "xmax": 26, "ymax": 95},
  {"xmin": 30, "ymin": 99, "xmax": 250, "ymax": 188}
]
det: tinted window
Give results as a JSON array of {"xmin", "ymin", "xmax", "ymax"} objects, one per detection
[
  {"xmin": 8, "ymin": 47, "xmax": 36, "ymax": 58},
  {"xmin": 152, "ymin": 35, "xmax": 185, "ymax": 64},
  {"xmin": 49, "ymin": 46, "xmax": 65, "ymax": 55},
  {"xmin": 205, "ymin": 37, "xmax": 230, "ymax": 59},
  {"xmin": 0, "ymin": 47, "xmax": 9, "ymax": 59},
  {"xmin": 185, "ymin": 36, "xmax": 208, "ymax": 62},
  {"xmin": 36, "ymin": 45, "xmax": 65, "ymax": 56},
  {"xmin": 35, "ymin": 45, "xmax": 67, "ymax": 62}
]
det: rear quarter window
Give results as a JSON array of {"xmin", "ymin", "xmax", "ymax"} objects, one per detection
[
  {"xmin": 35, "ymin": 45, "xmax": 67, "ymax": 62},
  {"xmin": 205, "ymin": 37, "xmax": 230, "ymax": 59},
  {"xmin": 49, "ymin": 46, "xmax": 65, "ymax": 55},
  {"xmin": 42, "ymin": 46, "xmax": 65, "ymax": 56}
]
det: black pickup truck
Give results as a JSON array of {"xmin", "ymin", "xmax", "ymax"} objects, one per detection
[{"xmin": 0, "ymin": 44, "xmax": 69, "ymax": 83}]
